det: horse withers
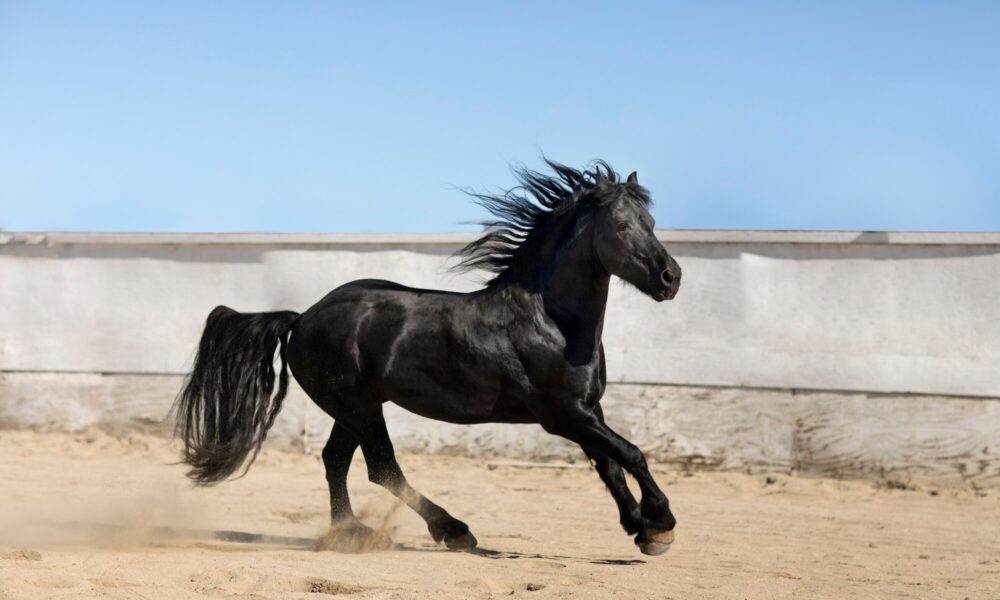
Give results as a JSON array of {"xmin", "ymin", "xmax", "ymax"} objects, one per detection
[{"xmin": 173, "ymin": 160, "xmax": 682, "ymax": 555}]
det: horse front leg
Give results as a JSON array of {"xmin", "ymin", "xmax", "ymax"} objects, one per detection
[
  {"xmin": 579, "ymin": 406, "xmax": 643, "ymax": 535},
  {"xmin": 581, "ymin": 445, "xmax": 643, "ymax": 534},
  {"xmin": 540, "ymin": 401, "xmax": 675, "ymax": 555}
]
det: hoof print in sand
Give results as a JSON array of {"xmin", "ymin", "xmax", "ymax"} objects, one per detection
[{"xmin": 304, "ymin": 577, "xmax": 369, "ymax": 595}]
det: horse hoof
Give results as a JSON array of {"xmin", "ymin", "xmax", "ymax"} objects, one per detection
[
  {"xmin": 444, "ymin": 531, "xmax": 478, "ymax": 550},
  {"xmin": 637, "ymin": 529, "xmax": 674, "ymax": 556}
]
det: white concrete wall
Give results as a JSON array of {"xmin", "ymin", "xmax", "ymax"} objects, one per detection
[
  {"xmin": 2, "ymin": 231, "xmax": 1000, "ymax": 482},
  {"xmin": 2, "ymin": 231, "xmax": 999, "ymax": 396},
  {"xmin": 3, "ymin": 372, "xmax": 996, "ymax": 484}
]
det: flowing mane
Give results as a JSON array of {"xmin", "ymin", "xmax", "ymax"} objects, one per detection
[{"xmin": 454, "ymin": 159, "xmax": 651, "ymax": 283}]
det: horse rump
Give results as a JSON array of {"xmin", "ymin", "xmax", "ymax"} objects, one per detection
[{"xmin": 172, "ymin": 305, "xmax": 299, "ymax": 485}]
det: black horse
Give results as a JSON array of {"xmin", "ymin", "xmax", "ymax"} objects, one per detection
[{"xmin": 174, "ymin": 160, "xmax": 682, "ymax": 555}]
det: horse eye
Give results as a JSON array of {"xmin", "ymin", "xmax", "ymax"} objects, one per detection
[{"xmin": 616, "ymin": 222, "xmax": 630, "ymax": 232}]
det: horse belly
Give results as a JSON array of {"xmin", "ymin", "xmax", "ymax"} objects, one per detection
[
  {"xmin": 384, "ymin": 386, "xmax": 501, "ymax": 424},
  {"xmin": 378, "ymin": 356, "xmax": 532, "ymax": 424}
]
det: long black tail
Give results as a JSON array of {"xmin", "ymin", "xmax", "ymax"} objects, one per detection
[{"xmin": 173, "ymin": 305, "xmax": 300, "ymax": 485}]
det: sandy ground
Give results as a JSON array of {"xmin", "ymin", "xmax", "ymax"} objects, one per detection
[{"xmin": 0, "ymin": 428, "xmax": 998, "ymax": 599}]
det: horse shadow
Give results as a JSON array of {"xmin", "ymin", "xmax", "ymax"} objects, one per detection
[{"xmin": 58, "ymin": 522, "xmax": 647, "ymax": 566}]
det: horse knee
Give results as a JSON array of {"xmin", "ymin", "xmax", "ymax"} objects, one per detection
[{"xmin": 622, "ymin": 446, "xmax": 647, "ymax": 471}]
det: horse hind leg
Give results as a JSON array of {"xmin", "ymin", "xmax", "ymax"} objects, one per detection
[
  {"xmin": 316, "ymin": 422, "xmax": 393, "ymax": 552},
  {"xmin": 356, "ymin": 409, "xmax": 477, "ymax": 550},
  {"xmin": 323, "ymin": 422, "xmax": 358, "ymax": 523}
]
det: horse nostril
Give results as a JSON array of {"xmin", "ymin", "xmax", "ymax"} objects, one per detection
[{"xmin": 661, "ymin": 269, "xmax": 674, "ymax": 285}]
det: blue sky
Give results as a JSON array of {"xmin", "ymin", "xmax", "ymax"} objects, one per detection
[{"xmin": 1, "ymin": 1, "xmax": 997, "ymax": 232}]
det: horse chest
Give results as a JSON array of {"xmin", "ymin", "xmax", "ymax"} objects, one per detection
[
  {"xmin": 517, "ymin": 348, "xmax": 604, "ymax": 403},
  {"xmin": 504, "ymin": 317, "xmax": 605, "ymax": 404}
]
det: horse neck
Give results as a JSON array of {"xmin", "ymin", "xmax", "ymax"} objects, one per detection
[
  {"xmin": 541, "ymin": 222, "xmax": 610, "ymax": 329},
  {"xmin": 497, "ymin": 214, "xmax": 611, "ymax": 349}
]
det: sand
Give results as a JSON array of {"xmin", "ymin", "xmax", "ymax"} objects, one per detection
[{"xmin": 0, "ymin": 427, "xmax": 998, "ymax": 599}]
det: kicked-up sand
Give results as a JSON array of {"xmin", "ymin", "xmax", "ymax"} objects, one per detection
[{"xmin": 0, "ymin": 427, "xmax": 998, "ymax": 599}]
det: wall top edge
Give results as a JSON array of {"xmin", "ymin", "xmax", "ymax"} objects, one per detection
[{"xmin": 3, "ymin": 230, "xmax": 1000, "ymax": 247}]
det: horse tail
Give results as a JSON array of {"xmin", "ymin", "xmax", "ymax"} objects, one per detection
[{"xmin": 173, "ymin": 305, "xmax": 300, "ymax": 485}]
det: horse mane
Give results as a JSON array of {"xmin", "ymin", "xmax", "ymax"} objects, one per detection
[{"xmin": 454, "ymin": 159, "xmax": 650, "ymax": 284}]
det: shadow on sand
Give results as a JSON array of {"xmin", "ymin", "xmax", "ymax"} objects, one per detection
[{"xmin": 51, "ymin": 522, "xmax": 647, "ymax": 566}]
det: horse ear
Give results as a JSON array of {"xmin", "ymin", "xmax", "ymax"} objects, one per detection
[{"xmin": 627, "ymin": 171, "xmax": 638, "ymax": 185}]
